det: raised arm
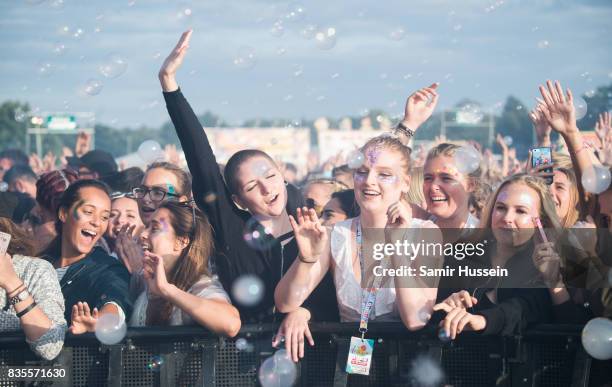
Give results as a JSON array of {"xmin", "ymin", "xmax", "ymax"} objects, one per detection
[
  {"xmin": 274, "ymin": 207, "xmax": 331, "ymax": 313},
  {"xmin": 394, "ymin": 83, "xmax": 440, "ymax": 148},
  {"xmin": 158, "ymin": 30, "xmax": 241, "ymax": 242}
]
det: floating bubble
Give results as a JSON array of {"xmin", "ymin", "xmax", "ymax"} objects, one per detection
[
  {"xmin": 174, "ymin": 4, "xmax": 193, "ymax": 24},
  {"xmin": 37, "ymin": 61, "xmax": 55, "ymax": 77},
  {"xmin": 98, "ymin": 53, "xmax": 128, "ymax": 79},
  {"xmin": 146, "ymin": 355, "xmax": 164, "ymax": 372},
  {"xmin": 331, "ymin": 72, "xmax": 340, "ymax": 79},
  {"xmin": 258, "ymin": 352, "xmax": 297, "ymax": 387},
  {"xmin": 581, "ymin": 165, "xmax": 611, "ymax": 194},
  {"xmin": 236, "ymin": 338, "xmax": 249, "ymax": 351},
  {"xmin": 574, "ymin": 96, "xmax": 588, "ymax": 120},
  {"xmin": 437, "ymin": 327, "xmax": 451, "ymax": 343},
  {"xmin": 389, "ymin": 27, "xmax": 405, "ymax": 41},
  {"xmin": 243, "ymin": 217, "xmax": 276, "ymax": 251},
  {"xmin": 537, "ymin": 40, "xmax": 549, "ymax": 49},
  {"xmin": 315, "ymin": 27, "xmax": 337, "ymax": 50},
  {"xmin": 137, "ymin": 140, "xmax": 164, "ymax": 164},
  {"xmin": 273, "ymin": 349, "xmax": 297, "ymax": 373},
  {"xmin": 453, "ymin": 146, "xmax": 481, "ymax": 174},
  {"xmin": 0, "ymin": 182, "xmax": 8, "ymax": 192},
  {"xmin": 14, "ymin": 109, "xmax": 27, "ymax": 122},
  {"xmin": 233, "ymin": 46, "xmax": 256, "ymax": 70},
  {"xmin": 284, "ymin": 3, "xmax": 305, "ymax": 22},
  {"xmin": 581, "ymin": 318, "xmax": 612, "ymax": 360},
  {"xmin": 301, "ymin": 24, "xmax": 318, "ymax": 39},
  {"xmin": 57, "ymin": 25, "xmax": 71, "ymax": 36},
  {"xmin": 72, "ymin": 27, "xmax": 84, "ymax": 39},
  {"xmin": 503, "ymin": 136, "xmax": 513, "ymax": 146},
  {"xmin": 458, "ymin": 104, "xmax": 484, "ymax": 124},
  {"xmin": 453, "ymin": 24, "xmax": 463, "ymax": 32},
  {"xmin": 95, "ymin": 313, "xmax": 127, "ymax": 345},
  {"xmin": 409, "ymin": 355, "xmax": 444, "ymax": 387},
  {"xmin": 269, "ymin": 20, "xmax": 285, "ymax": 37},
  {"xmin": 84, "ymin": 79, "xmax": 103, "ymax": 96},
  {"xmin": 49, "ymin": 0, "xmax": 65, "ymax": 9},
  {"xmin": 52, "ymin": 42, "xmax": 67, "ymax": 55},
  {"xmin": 232, "ymin": 274, "xmax": 265, "ymax": 307},
  {"xmin": 347, "ymin": 150, "xmax": 365, "ymax": 169}
]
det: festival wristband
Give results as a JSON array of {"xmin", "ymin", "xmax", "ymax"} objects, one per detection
[{"xmin": 16, "ymin": 301, "xmax": 37, "ymax": 318}]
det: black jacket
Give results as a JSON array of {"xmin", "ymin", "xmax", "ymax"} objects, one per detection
[
  {"xmin": 163, "ymin": 89, "xmax": 339, "ymax": 323},
  {"xmin": 45, "ymin": 247, "xmax": 132, "ymax": 324}
]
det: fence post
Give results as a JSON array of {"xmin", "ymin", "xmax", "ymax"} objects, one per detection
[
  {"xmin": 201, "ymin": 339, "xmax": 217, "ymax": 387},
  {"xmin": 332, "ymin": 335, "xmax": 350, "ymax": 387},
  {"xmin": 106, "ymin": 345, "xmax": 124, "ymax": 387},
  {"xmin": 570, "ymin": 345, "xmax": 591, "ymax": 387}
]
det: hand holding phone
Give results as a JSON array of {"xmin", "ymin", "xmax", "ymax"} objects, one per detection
[{"xmin": 530, "ymin": 147, "xmax": 553, "ymax": 185}]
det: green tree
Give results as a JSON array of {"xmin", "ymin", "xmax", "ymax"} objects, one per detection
[
  {"xmin": 578, "ymin": 83, "xmax": 612, "ymax": 131},
  {"xmin": 495, "ymin": 96, "xmax": 532, "ymax": 159}
]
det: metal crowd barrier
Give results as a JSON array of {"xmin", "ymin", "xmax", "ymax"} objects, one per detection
[{"xmin": 0, "ymin": 323, "xmax": 610, "ymax": 386}]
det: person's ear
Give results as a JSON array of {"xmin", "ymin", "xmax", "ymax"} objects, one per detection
[
  {"xmin": 466, "ymin": 177, "xmax": 476, "ymax": 193},
  {"xmin": 401, "ymin": 174, "xmax": 411, "ymax": 195},
  {"xmin": 231, "ymin": 194, "xmax": 249, "ymax": 212},
  {"xmin": 174, "ymin": 235, "xmax": 190, "ymax": 252},
  {"xmin": 58, "ymin": 206, "xmax": 68, "ymax": 223},
  {"xmin": 178, "ymin": 194, "xmax": 189, "ymax": 202}
]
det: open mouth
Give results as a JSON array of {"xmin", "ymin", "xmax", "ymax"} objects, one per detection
[
  {"xmin": 142, "ymin": 206, "xmax": 156, "ymax": 214},
  {"xmin": 81, "ymin": 229, "xmax": 98, "ymax": 242},
  {"xmin": 142, "ymin": 242, "xmax": 150, "ymax": 252},
  {"xmin": 361, "ymin": 189, "xmax": 380, "ymax": 198},
  {"xmin": 266, "ymin": 194, "xmax": 279, "ymax": 205},
  {"xmin": 430, "ymin": 195, "xmax": 448, "ymax": 203}
]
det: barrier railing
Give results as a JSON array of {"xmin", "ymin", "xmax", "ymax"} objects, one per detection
[{"xmin": 0, "ymin": 323, "xmax": 610, "ymax": 386}]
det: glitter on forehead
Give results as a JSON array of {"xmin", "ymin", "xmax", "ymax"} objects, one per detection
[
  {"xmin": 366, "ymin": 146, "xmax": 381, "ymax": 166},
  {"xmin": 159, "ymin": 218, "xmax": 169, "ymax": 233},
  {"xmin": 166, "ymin": 184, "xmax": 175, "ymax": 195}
]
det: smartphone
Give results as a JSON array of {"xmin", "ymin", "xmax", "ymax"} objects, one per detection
[
  {"xmin": 0, "ymin": 231, "xmax": 11, "ymax": 257},
  {"xmin": 531, "ymin": 147, "xmax": 553, "ymax": 185}
]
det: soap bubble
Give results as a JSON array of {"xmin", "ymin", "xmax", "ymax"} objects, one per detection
[
  {"xmin": 84, "ymin": 79, "xmax": 103, "ymax": 96},
  {"xmin": 232, "ymin": 274, "xmax": 265, "ymax": 307},
  {"xmin": 453, "ymin": 146, "xmax": 481, "ymax": 174},
  {"xmin": 273, "ymin": 349, "xmax": 297, "ymax": 374},
  {"xmin": 409, "ymin": 355, "xmax": 444, "ymax": 387},
  {"xmin": 243, "ymin": 217, "xmax": 276, "ymax": 251},
  {"xmin": 233, "ymin": 46, "xmax": 256, "ymax": 70},
  {"xmin": 301, "ymin": 24, "xmax": 318, "ymax": 39},
  {"xmin": 72, "ymin": 27, "xmax": 84, "ymax": 39},
  {"xmin": 14, "ymin": 109, "xmax": 27, "ymax": 122},
  {"xmin": 315, "ymin": 27, "xmax": 337, "ymax": 50},
  {"xmin": 236, "ymin": 338, "xmax": 249, "ymax": 351},
  {"xmin": 347, "ymin": 150, "xmax": 365, "ymax": 169},
  {"xmin": 137, "ymin": 140, "xmax": 164, "ymax": 164},
  {"xmin": 49, "ymin": 0, "xmax": 65, "ymax": 9},
  {"xmin": 98, "ymin": 53, "xmax": 128, "ymax": 79},
  {"xmin": 0, "ymin": 182, "xmax": 8, "ymax": 192},
  {"xmin": 258, "ymin": 352, "xmax": 297, "ymax": 387},
  {"xmin": 581, "ymin": 318, "xmax": 612, "ymax": 360},
  {"xmin": 503, "ymin": 136, "xmax": 513, "ymax": 146},
  {"xmin": 458, "ymin": 103, "xmax": 484, "ymax": 124},
  {"xmin": 146, "ymin": 355, "xmax": 164, "ymax": 372},
  {"xmin": 52, "ymin": 42, "xmax": 67, "ymax": 56},
  {"xmin": 174, "ymin": 4, "xmax": 193, "ymax": 24},
  {"xmin": 37, "ymin": 61, "xmax": 55, "ymax": 77},
  {"xmin": 574, "ymin": 96, "xmax": 588, "ymax": 120},
  {"xmin": 269, "ymin": 20, "xmax": 285, "ymax": 37},
  {"xmin": 537, "ymin": 40, "xmax": 549, "ymax": 49},
  {"xmin": 437, "ymin": 327, "xmax": 451, "ymax": 343},
  {"xmin": 389, "ymin": 27, "xmax": 405, "ymax": 41},
  {"xmin": 581, "ymin": 165, "xmax": 611, "ymax": 194},
  {"xmin": 284, "ymin": 3, "xmax": 305, "ymax": 22},
  {"xmin": 95, "ymin": 314, "xmax": 127, "ymax": 345}
]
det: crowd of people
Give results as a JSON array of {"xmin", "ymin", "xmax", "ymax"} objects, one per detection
[{"xmin": 1, "ymin": 30, "xmax": 611, "ymax": 365}]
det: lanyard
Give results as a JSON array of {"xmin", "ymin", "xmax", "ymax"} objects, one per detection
[{"xmin": 356, "ymin": 220, "xmax": 389, "ymax": 339}]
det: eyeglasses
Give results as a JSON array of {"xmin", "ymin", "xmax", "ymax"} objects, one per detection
[
  {"xmin": 110, "ymin": 191, "xmax": 136, "ymax": 200},
  {"xmin": 132, "ymin": 186, "xmax": 179, "ymax": 203},
  {"xmin": 177, "ymin": 199, "xmax": 197, "ymax": 237}
]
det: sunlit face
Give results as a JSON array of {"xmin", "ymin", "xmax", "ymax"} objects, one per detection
[
  {"xmin": 550, "ymin": 170, "xmax": 573, "ymax": 222},
  {"xmin": 491, "ymin": 183, "xmax": 541, "ymax": 247},
  {"xmin": 0, "ymin": 158, "xmax": 13, "ymax": 180},
  {"xmin": 140, "ymin": 208, "xmax": 184, "ymax": 267},
  {"xmin": 321, "ymin": 197, "xmax": 348, "ymax": 226},
  {"xmin": 353, "ymin": 147, "xmax": 408, "ymax": 214},
  {"xmin": 138, "ymin": 168, "xmax": 187, "ymax": 226},
  {"xmin": 60, "ymin": 187, "xmax": 111, "ymax": 256},
  {"xmin": 106, "ymin": 197, "xmax": 145, "ymax": 240},
  {"xmin": 423, "ymin": 155, "xmax": 471, "ymax": 221},
  {"xmin": 233, "ymin": 156, "xmax": 287, "ymax": 218}
]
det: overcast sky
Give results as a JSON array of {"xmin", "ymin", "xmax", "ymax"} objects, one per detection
[{"xmin": 1, "ymin": 0, "xmax": 611, "ymax": 129}]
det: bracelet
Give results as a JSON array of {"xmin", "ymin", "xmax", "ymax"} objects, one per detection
[
  {"xmin": 6, "ymin": 282, "xmax": 25, "ymax": 298},
  {"xmin": 16, "ymin": 300, "xmax": 37, "ymax": 318},
  {"xmin": 395, "ymin": 122, "xmax": 415, "ymax": 138},
  {"xmin": 298, "ymin": 255, "xmax": 317, "ymax": 264}
]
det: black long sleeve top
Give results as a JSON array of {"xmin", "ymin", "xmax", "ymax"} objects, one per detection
[{"xmin": 162, "ymin": 89, "xmax": 338, "ymax": 323}]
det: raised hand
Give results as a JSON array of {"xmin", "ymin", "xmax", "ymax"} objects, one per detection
[
  {"xmin": 538, "ymin": 80, "xmax": 577, "ymax": 136},
  {"xmin": 532, "ymin": 241, "xmax": 563, "ymax": 287},
  {"xmin": 386, "ymin": 200, "xmax": 412, "ymax": 229},
  {"xmin": 289, "ymin": 207, "xmax": 327, "ymax": 263},
  {"xmin": 115, "ymin": 224, "xmax": 144, "ymax": 274},
  {"xmin": 69, "ymin": 301, "xmax": 99, "ymax": 334},
  {"xmin": 272, "ymin": 307, "xmax": 315, "ymax": 362},
  {"xmin": 495, "ymin": 133, "xmax": 508, "ymax": 151},
  {"xmin": 143, "ymin": 251, "xmax": 171, "ymax": 297},
  {"xmin": 401, "ymin": 83, "xmax": 439, "ymax": 130},
  {"xmin": 75, "ymin": 132, "xmax": 91, "ymax": 158},
  {"xmin": 529, "ymin": 104, "xmax": 552, "ymax": 145},
  {"xmin": 595, "ymin": 112, "xmax": 612, "ymax": 148},
  {"xmin": 159, "ymin": 30, "xmax": 193, "ymax": 92}
]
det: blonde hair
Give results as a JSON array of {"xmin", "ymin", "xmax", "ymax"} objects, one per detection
[
  {"xmin": 360, "ymin": 135, "xmax": 411, "ymax": 176},
  {"xmin": 406, "ymin": 166, "xmax": 426, "ymax": 207},
  {"xmin": 425, "ymin": 143, "xmax": 482, "ymax": 179},
  {"xmin": 478, "ymin": 174, "xmax": 562, "ymax": 232}
]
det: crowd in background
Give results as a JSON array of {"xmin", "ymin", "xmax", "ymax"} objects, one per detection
[{"xmin": 0, "ymin": 30, "xmax": 611, "ymax": 365}]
